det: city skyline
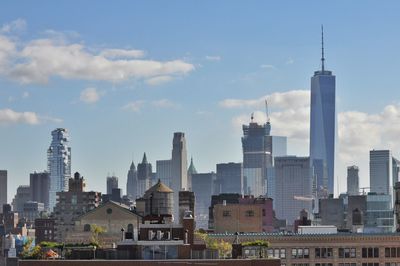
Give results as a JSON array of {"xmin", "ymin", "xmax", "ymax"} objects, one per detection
[{"xmin": 1, "ymin": 1, "xmax": 400, "ymax": 201}]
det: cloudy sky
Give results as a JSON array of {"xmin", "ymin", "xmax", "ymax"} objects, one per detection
[{"xmin": 1, "ymin": 1, "xmax": 400, "ymax": 201}]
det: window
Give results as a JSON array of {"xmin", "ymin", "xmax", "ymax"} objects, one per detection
[
  {"xmin": 245, "ymin": 210, "xmax": 255, "ymax": 217},
  {"xmin": 84, "ymin": 224, "xmax": 91, "ymax": 232},
  {"xmin": 291, "ymin": 248, "xmax": 309, "ymax": 259},
  {"xmin": 362, "ymin": 247, "xmax": 379, "ymax": 258},
  {"xmin": 362, "ymin": 263, "xmax": 379, "ymax": 266},
  {"xmin": 222, "ymin": 210, "xmax": 231, "ymax": 217},
  {"xmin": 339, "ymin": 248, "xmax": 356, "ymax": 258},
  {"xmin": 315, "ymin": 248, "xmax": 333, "ymax": 259},
  {"xmin": 315, "ymin": 264, "xmax": 332, "ymax": 266},
  {"xmin": 127, "ymin": 224, "xmax": 133, "ymax": 233},
  {"xmin": 385, "ymin": 247, "xmax": 400, "ymax": 258},
  {"xmin": 339, "ymin": 264, "xmax": 356, "ymax": 266}
]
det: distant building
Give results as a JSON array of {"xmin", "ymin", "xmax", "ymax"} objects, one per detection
[
  {"xmin": 23, "ymin": 201, "xmax": 45, "ymax": 222},
  {"xmin": 213, "ymin": 196, "xmax": 274, "ymax": 233},
  {"xmin": 192, "ymin": 171, "xmax": 216, "ymax": 229},
  {"xmin": 126, "ymin": 161, "xmax": 137, "ymax": 200},
  {"xmin": 30, "ymin": 171, "xmax": 50, "ymax": 210},
  {"xmin": 365, "ymin": 193, "xmax": 395, "ymax": 233},
  {"xmin": 106, "ymin": 175, "xmax": 118, "ymax": 195},
  {"xmin": 347, "ymin": 165, "xmax": 359, "ymax": 196},
  {"xmin": 319, "ymin": 197, "xmax": 345, "ymax": 229},
  {"xmin": 0, "ymin": 170, "xmax": 7, "ymax": 213},
  {"xmin": 11, "ymin": 185, "xmax": 31, "ymax": 214},
  {"xmin": 48, "ymin": 128, "xmax": 71, "ymax": 211},
  {"xmin": 187, "ymin": 157, "xmax": 197, "ymax": 191},
  {"xmin": 54, "ymin": 172, "xmax": 101, "ymax": 242},
  {"xmin": 216, "ymin": 162, "xmax": 243, "ymax": 194},
  {"xmin": 266, "ymin": 136, "xmax": 287, "ymax": 199},
  {"xmin": 171, "ymin": 132, "xmax": 188, "ymax": 221},
  {"xmin": 35, "ymin": 218, "xmax": 56, "ymax": 243},
  {"xmin": 0, "ymin": 204, "xmax": 18, "ymax": 234},
  {"xmin": 242, "ymin": 116, "xmax": 271, "ymax": 197},
  {"xmin": 208, "ymin": 193, "xmax": 241, "ymax": 230},
  {"xmin": 346, "ymin": 195, "xmax": 367, "ymax": 230},
  {"xmin": 178, "ymin": 190, "xmax": 195, "ymax": 224},
  {"xmin": 274, "ymin": 156, "xmax": 313, "ymax": 225},
  {"xmin": 309, "ymin": 29, "xmax": 336, "ymax": 196},
  {"xmin": 137, "ymin": 153, "xmax": 152, "ymax": 198},
  {"xmin": 156, "ymin": 159, "xmax": 172, "ymax": 188}
]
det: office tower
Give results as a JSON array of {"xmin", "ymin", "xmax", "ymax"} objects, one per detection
[
  {"xmin": 30, "ymin": 171, "xmax": 50, "ymax": 210},
  {"xmin": 156, "ymin": 159, "xmax": 172, "ymax": 188},
  {"xmin": 267, "ymin": 136, "xmax": 287, "ymax": 199},
  {"xmin": 126, "ymin": 161, "xmax": 137, "ymax": 201},
  {"xmin": 369, "ymin": 150, "xmax": 393, "ymax": 196},
  {"xmin": 216, "ymin": 162, "xmax": 243, "ymax": 194},
  {"xmin": 11, "ymin": 185, "xmax": 31, "ymax": 214},
  {"xmin": 309, "ymin": 27, "xmax": 336, "ymax": 196},
  {"xmin": 187, "ymin": 157, "xmax": 197, "ymax": 191},
  {"xmin": 0, "ymin": 170, "xmax": 7, "ymax": 213},
  {"xmin": 347, "ymin": 165, "xmax": 359, "ymax": 196},
  {"xmin": 23, "ymin": 201, "xmax": 45, "ymax": 222},
  {"xmin": 106, "ymin": 175, "xmax": 118, "ymax": 195},
  {"xmin": 274, "ymin": 156, "xmax": 313, "ymax": 225},
  {"xmin": 393, "ymin": 158, "xmax": 400, "ymax": 183},
  {"xmin": 137, "ymin": 153, "xmax": 152, "ymax": 198},
  {"xmin": 242, "ymin": 114, "xmax": 271, "ymax": 196},
  {"xmin": 54, "ymin": 172, "xmax": 101, "ymax": 241},
  {"xmin": 48, "ymin": 128, "xmax": 71, "ymax": 211},
  {"xmin": 191, "ymin": 171, "xmax": 216, "ymax": 229},
  {"xmin": 171, "ymin": 132, "xmax": 188, "ymax": 221}
]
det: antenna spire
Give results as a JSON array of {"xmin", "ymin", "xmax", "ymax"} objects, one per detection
[
  {"xmin": 321, "ymin": 24, "xmax": 325, "ymax": 72},
  {"xmin": 250, "ymin": 112, "xmax": 254, "ymax": 122},
  {"xmin": 265, "ymin": 99, "xmax": 270, "ymax": 123}
]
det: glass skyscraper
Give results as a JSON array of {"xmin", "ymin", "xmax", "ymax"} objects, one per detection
[
  {"xmin": 309, "ymin": 28, "xmax": 336, "ymax": 196},
  {"xmin": 48, "ymin": 128, "xmax": 71, "ymax": 211}
]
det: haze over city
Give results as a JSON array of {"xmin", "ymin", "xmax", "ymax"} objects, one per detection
[{"xmin": 1, "ymin": 0, "xmax": 400, "ymax": 202}]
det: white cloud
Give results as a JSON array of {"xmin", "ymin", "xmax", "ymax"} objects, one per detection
[
  {"xmin": 260, "ymin": 64, "xmax": 276, "ymax": 69},
  {"xmin": 80, "ymin": 87, "xmax": 102, "ymax": 104},
  {"xmin": 151, "ymin": 99, "xmax": 178, "ymax": 109},
  {"xmin": 219, "ymin": 90, "xmax": 309, "ymax": 110},
  {"xmin": 100, "ymin": 48, "xmax": 145, "ymax": 59},
  {"xmin": 145, "ymin": 75, "xmax": 174, "ymax": 86},
  {"xmin": 122, "ymin": 101, "xmax": 145, "ymax": 112},
  {"xmin": 286, "ymin": 58, "xmax": 294, "ymax": 65},
  {"xmin": 22, "ymin": 91, "xmax": 29, "ymax": 98},
  {"xmin": 0, "ymin": 108, "xmax": 61, "ymax": 125},
  {"xmin": 0, "ymin": 19, "xmax": 26, "ymax": 33},
  {"xmin": 205, "ymin": 55, "xmax": 221, "ymax": 61},
  {"xmin": 0, "ymin": 22, "xmax": 194, "ymax": 85}
]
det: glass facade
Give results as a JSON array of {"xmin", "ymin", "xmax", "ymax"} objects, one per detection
[{"xmin": 309, "ymin": 70, "xmax": 336, "ymax": 196}]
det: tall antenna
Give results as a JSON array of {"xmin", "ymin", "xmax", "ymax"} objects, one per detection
[
  {"xmin": 250, "ymin": 112, "xmax": 254, "ymax": 122},
  {"xmin": 321, "ymin": 24, "xmax": 325, "ymax": 72},
  {"xmin": 265, "ymin": 99, "xmax": 270, "ymax": 123}
]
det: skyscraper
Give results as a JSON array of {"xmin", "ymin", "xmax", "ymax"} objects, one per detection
[
  {"xmin": 126, "ymin": 161, "xmax": 137, "ymax": 200},
  {"xmin": 309, "ymin": 27, "xmax": 336, "ymax": 196},
  {"xmin": 171, "ymin": 132, "xmax": 188, "ymax": 221},
  {"xmin": 369, "ymin": 150, "xmax": 394, "ymax": 196},
  {"xmin": 216, "ymin": 162, "xmax": 243, "ymax": 194},
  {"xmin": 30, "ymin": 171, "xmax": 50, "ymax": 210},
  {"xmin": 106, "ymin": 175, "xmax": 118, "ymax": 195},
  {"xmin": 274, "ymin": 156, "xmax": 313, "ymax": 225},
  {"xmin": 347, "ymin": 165, "xmax": 359, "ymax": 196},
  {"xmin": 242, "ymin": 115, "xmax": 271, "ymax": 196},
  {"xmin": 48, "ymin": 128, "xmax": 71, "ymax": 211},
  {"xmin": 0, "ymin": 170, "xmax": 7, "ymax": 213},
  {"xmin": 156, "ymin": 159, "xmax": 172, "ymax": 188},
  {"xmin": 137, "ymin": 153, "xmax": 152, "ymax": 198}
]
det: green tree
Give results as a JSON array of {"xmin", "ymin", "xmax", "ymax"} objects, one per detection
[{"xmin": 90, "ymin": 224, "xmax": 106, "ymax": 247}]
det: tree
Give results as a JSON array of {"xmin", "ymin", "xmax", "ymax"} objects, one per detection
[
  {"xmin": 195, "ymin": 231, "xmax": 232, "ymax": 258},
  {"xmin": 241, "ymin": 240, "xmax": 270, "ymax": 258},
  {"xmin": 90, "ymin": 224, "xmax": 106, "ymax": 247}
]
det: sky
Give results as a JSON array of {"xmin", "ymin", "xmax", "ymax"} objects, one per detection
[{"xmin": 1, "ymin": 1, "xmax": 400, "ymax": 202}]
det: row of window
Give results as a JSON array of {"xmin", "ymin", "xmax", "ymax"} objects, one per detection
[
  {"xmin": 339, "ymin": 264, "xmax": 356, "ymax": 266},
  {"xmin": 222, "ymin": 210, "xmax": 256, "ymax": 217},
  {"xmin": 385, "ymin": 247, "xmax": 400, "ymax": 258},
  {"xmin": 276, "ymin": 247, "xmax": 380, "ymax": 259}
]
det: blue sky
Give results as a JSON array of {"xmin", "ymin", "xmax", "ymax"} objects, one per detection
[{"xmin": 1, "ymin": 1, "xmax": 400, "ymax": 201}]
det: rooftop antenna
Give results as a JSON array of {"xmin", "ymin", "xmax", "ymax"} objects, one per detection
[
  {"xmin": 321, "ymin": 24, "xmax": 325, "ymax": 72},
  {"xmin": 250, "ymin": 112, "xmax": 254, "ymax": 122},
  {"xmin": 265, "ymin": 99, "xmax": 270, "ymax": 123}
]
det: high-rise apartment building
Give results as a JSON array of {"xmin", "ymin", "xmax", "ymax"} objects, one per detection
[
  {"xmin": 347, "ymin": 165, "xmax": 359, "ymax": 196},
  {"xmin": 191, "ymin": 171, "xmax": 216, "ymax": 229},
  {"xmin": 0, "ymin": 170, "xmax": 7, "ymax": 213},
  {"xmin": 171, "ymin": 132, "xmax": 188, "ymax": 221},
  {"xmin": 106, "ymin": 175, "xmax": 118, "ymax": 195},
  {"xmin": 126, "ymin": 161, "xmax": 137, "ymax": 200},
  {"xmin": 309, "ymin": 28, "xmax": 336, "ymax": 196},
  {"xmin": 137, "ymin": 153, "xmax": 152, "ymax": 198},
  {"xmin": 30, "ymin": 171, "xmax": 50, "ymax": 210},
  {"xmin": 274, "ymin": 156, "xmax": 313, "ymax": 225},
  {"xmin": 242, "ymin": 116, "xmax": 271, "ymax": 196},
  {"xmin": 48, "ymin": 128, "xmax": 71, "ymax": 211},
  {"xmin": 11, "ymin": 185, "xmax": 31, "ymax": 214}
]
